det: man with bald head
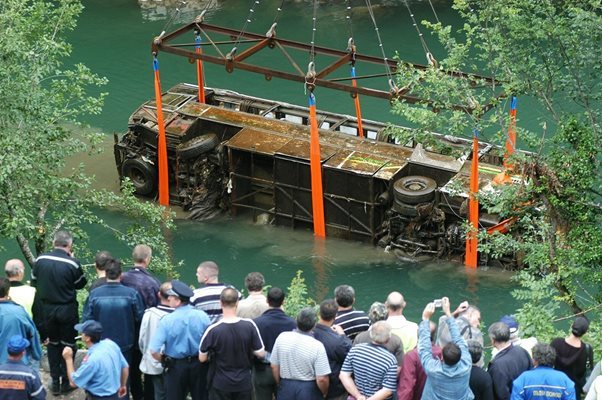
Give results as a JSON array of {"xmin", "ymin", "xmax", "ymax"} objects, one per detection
[
  {"xmin": 386, "ymin": 291, "xmax": 418, "ymax": 353},
  {"xmin": 191, "ymin": 261, "xmax": 240, "ymax": 324},
  {"xmin": 4, "ymin": 259, "xmax": 36, "ymax": 317}
]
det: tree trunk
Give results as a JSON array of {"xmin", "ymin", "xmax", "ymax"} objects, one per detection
[{"xmin": 16, "ymin": 234, "xmax": 36, "ymax": 268}]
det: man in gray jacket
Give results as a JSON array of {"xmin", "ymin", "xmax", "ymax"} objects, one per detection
[{"xmin": 138, "ymin": 282, "xmax": 174, "ymax": 400}]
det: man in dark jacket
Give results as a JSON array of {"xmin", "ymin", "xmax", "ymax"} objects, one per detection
[
  {"xmin": 313, "ymin": 299, "xmax": 352, "ymax": 400},
  {"xmin": 252, "ymin": 287, "xmax": 296, "ymax": 400},
  {"xmin": 488, "ymin": 322, "xmax": 532, "ymax": 400},
  {"xmin": 32, "ymin": 230, "xmax": 86, "ymax": 395},
  {"xmin": 82, "ymin": 259, "xmax": 144, "ymax": 369},
  {"xmin": 468, "ymin": 340, "xmax": 493, "ymax": 400},
  {"xmin": 121, "ymin": 244, "xmax": 161, "ymax": 399}
]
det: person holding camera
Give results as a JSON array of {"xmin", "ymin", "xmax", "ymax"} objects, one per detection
[{"xmin": 418, "ymin": 297, "xmax": 473, "ymax": 400}]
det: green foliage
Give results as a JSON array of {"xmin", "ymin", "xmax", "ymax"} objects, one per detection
[
  {"xmin": 283, "ymin": 270, "xmax": 316, "ymax": 318},
  {"xmin": 0, "ymin": 0, "xmax": 177, "ymax": 278},
  {"xmin": 390, "ymin": 0, "xmax": 602, "ymax": 343}
]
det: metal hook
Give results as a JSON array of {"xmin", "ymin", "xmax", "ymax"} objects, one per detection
[
  {"xmin": 388, "ymin": 79, "xmax": 399, "ymax": 94},
  {"xmin": 347, "ymin": 37, "xmax": 355, "ymax": 52},
  {"xmin": 195, "ymin": 10, "xmax": 207, "ymax": 23},
  {"xmin": 226, "ymin": 47, "xmax": 238, "ymax": 61},
  {"xmin": 266, "ymin": 23, "xmax": 277, "ymax": 38},
  {"xmin": 426, "ymin": 52, "xmax": 439, "ymax": 68}
]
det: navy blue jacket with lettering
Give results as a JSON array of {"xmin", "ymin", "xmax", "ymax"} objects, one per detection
[{"xmin": 511, "ymin": 366, "xmax": 575, "ymax": 400}]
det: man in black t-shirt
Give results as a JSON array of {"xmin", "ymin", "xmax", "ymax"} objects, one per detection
[{"xmin": 199, "ymin": 287, "xmax": 265, "ymax": 400}]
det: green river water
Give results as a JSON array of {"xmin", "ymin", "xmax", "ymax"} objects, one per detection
[{"xmin": 4, "ymin": 0, "xmax": 544, "ymax": 324}]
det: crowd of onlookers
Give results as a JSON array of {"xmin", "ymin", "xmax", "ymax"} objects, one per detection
[{"xmin": 0, "ymin": 230, "xmax": 600, "ymax": 400}]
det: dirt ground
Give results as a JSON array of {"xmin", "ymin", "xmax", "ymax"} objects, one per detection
[{"xmin": 40, "ymin": 351, "xmax": 86, "ymax": 399}]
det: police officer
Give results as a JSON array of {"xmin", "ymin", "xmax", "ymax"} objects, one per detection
[
  {"xmin": 149, "ymin": 280, "xmax": 211, "ymax": 400},
  {"xmin": 0, "ymin": 335, "xmax": 46, "ymax": 400},
  {"xmin": 62, "ymin": 320, "xmax": 129, "ymax": 400},
  {"xmin": 31, "ymin": 230, "xmax": 86, "ymax": 395}
]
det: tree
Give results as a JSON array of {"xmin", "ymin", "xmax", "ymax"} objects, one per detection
[
  {"xmin": 390, "ymin": 0, "xmax": 601, "ymax": 345},
  {"xmin": 0, "ymin": 0, "xmax": 178, "ymax": 278}
]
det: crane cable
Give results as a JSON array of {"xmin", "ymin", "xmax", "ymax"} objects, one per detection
[
  {"xmin": 306, "ymin": 0, "xmax": 326, "ymax": 238},
  {"xmin": 346, "ymin": 0, "xmax": 364, "ymax": 138},
  {"xmin": 363, "ymin": 0, "xmax": 398, "ymax": 94},
  {"xmin": 402, "ymin": 0, "xmax": 438, "ymax": 67},
  {"xmin": 228, "ymin": 0, "xmax": 262, "ymax": 60},
  {"xmin": 427, "ymin": 0, "xmax": 441, "ymax": 24},
  {"xmin": 265, "ymin": 0, "xmax": 286, "ymax": 37}
]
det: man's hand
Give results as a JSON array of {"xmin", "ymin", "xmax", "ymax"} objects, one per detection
[
  {"xmin": 118, "ymin": 386, "xmax": 127, "ymax": 397},
  {"xmin": 441, "ymin": 297, "xmax": 451, "ymax": 317},
  {"xmin": 62, "ymin": 346, "xmax": 73, "ymax": 360},
  {"xmin": 453, "ymin": 300, "xmax": 468, "ymax": 317},
  {"xmin": 331, "ymin": 324, "xmax": 345, "ymax": 336},
  {"xmin": 422, "ymin": 302, "xmax": 435, "ymax": 321}
]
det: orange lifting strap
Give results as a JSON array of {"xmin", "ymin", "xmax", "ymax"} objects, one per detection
[
  {"xmin": 504, "ymin": 96, "xmax": 517, "ymax": 170},
  {"xmin": 309, "ymin": 92, "xmax": 326, "ymax": 237},
  {"xmin": 465, "ymin": 130, "xmax": 480, "ymax": 268},
  {"xmin": 153, "ymin": 57, "xmax": 170, "ymax": 207},
  {"xmin": 195, "ymin": 33, "xmax": 206, "ymax": 103},
  {"xmin": 351, "ymin": 66, "xmax": 364, "ymax": 138}
]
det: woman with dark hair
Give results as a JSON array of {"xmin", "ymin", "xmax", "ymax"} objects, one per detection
[{"xmin": 550, "ymin": 316, "xmax": 591, "ymax": 398}]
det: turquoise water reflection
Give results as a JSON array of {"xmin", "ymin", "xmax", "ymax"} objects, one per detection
[{"xmin": 3, "ymin": 0, "xmax": 523, "ymax": 328}]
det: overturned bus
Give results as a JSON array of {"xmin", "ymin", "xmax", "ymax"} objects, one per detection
[{"xmin": 114, "ymin": 83, "xmax": 518, "ymax": 265}]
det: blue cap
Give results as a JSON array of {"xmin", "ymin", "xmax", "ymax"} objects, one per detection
[
  {"xmin": 166, "ymin": 280, "xmax": 194, "ymax": 299},
  {"xmin": 499, "ymin": 315, "xmax": 519, "ymax": 333},
  {"xmin": 74, "ymin": 320, "xmax": 103, "ymax": 335},
  {"xmin": 7, "ymin": 335, "xmax": 30, "ymax": 354}
]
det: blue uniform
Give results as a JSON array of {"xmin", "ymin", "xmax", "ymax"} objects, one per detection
[
  {"xmin": 149, "ymin": 304, "xmax": 210, "ymax": 400},
  {"xmin": 0, "ymin": 300, "xmax": 42, "ymax": 366},
  {"xmin": 0, "ymin": 360, "xmax": 46, "ymax": 400},
  {"xmin": 511, "ymin": 366, "xmax": 575, "ymax": 400},
  {"xmin": 149, "ymin": 304, "xmax": 210, "ymax": 358},
  {"xmin": 72, "ymin": 339, "xmax": 128, "ymax": 397}
]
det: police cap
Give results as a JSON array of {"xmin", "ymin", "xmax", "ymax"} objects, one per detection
[{"xmin": 166, "ymin": 279, "xmax": 194, "ymax": 299}]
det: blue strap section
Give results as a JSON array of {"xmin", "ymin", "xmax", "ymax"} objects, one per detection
[
  {"xmin": 309, "ymin": 92, "xmax": 316, "ymax": 107},
  {"xmin": 510, "ymin": 96, "xmax": 517, "ymax": 111},
  {"xmin": 473, "ymin": 128, "xmax": 479, "ymax": 138},
  {"xmin": 351, "ymin": 66, "xmax": 356, "ymax": 78},
  {"xmin": 153, "ymin": 58, "xmax": 159, "ymax": 72},
  {"xmin": 195, "ymin": 36, "xmax": 201, "ymax": 49}
]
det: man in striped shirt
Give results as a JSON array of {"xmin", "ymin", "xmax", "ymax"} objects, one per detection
[
  {"xmin": 191, "ymin": 261, "xmax": 240, "ymax": 324},
  {"xmin": 340, "ymin": 321, "xmax": 398, "ymax": 400},
  {"xmin": 334, "ymin": 285, "xmax": 370, "ymax": 340},
  {"xmin": 271, "ymin": 308, "xmax": 331, "ymax": 399}
]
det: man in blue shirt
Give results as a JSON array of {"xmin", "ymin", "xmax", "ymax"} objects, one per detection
[
  {"xmin": 150, "ymin": 280, "xmax": 211, "ymax": 400},
  {"xmin": 418, "ymin": 297, "xmax": 473, "ymax": 400},
  {"xmin": 0, "ymin": 335, "xmax": 46, "ymax": 400},
  {"xmin": 511, "ymin": 343, "xmax": 575, "ymax": 400},
  {"xmin": 62, "ymin": 320, "xmax": 129, "ymax": 399},
  {"xmin": 0, "ymin": 278, "xmax": 42, "ymax": 367}
]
